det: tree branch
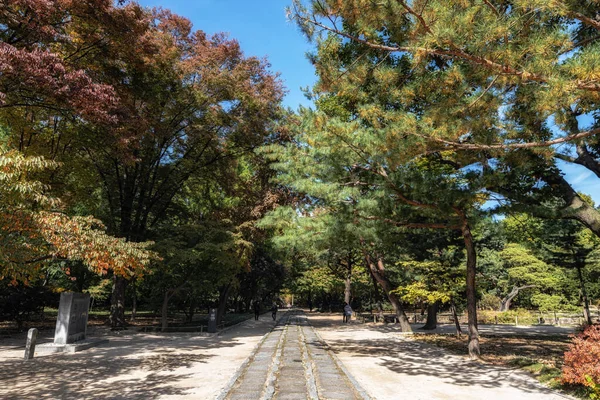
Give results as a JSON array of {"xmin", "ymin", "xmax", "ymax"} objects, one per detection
[
  {"xmin": 296, "ymin": 13, "xmax": 600, "ymax": 92},
  {"xmin": 360, "ymin": 215, "xmax": 460, "ymax": 230},
  {"xmin": 420, "ymin": 126, "xmax": 600, "ymax": 150}
]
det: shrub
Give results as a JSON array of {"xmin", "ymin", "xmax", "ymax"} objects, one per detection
[
  {"xmin": 479, "ymin": 293, "xmax": 501, "ymax": 310},
  {"xmin": 562, "ymin": 324, "xmax": 600, "ymax": 398},
  {"xmin": 478, "ymin": 309, "xmax": 539, "ymax": 325}
]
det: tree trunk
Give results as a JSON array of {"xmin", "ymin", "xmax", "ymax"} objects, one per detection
[
  {"xmin": 217, "ymin": 283, "xmax": 232, "ymax": 325},
  {"xmin": 362, "ymin": 249, "xmax": 411, "ymax": 331},
  {"xmin": 161, "ymin": 291, "xmax": 172, "ymax": 332},
  {"xmin": 422, "ymin": 302, "xmax": 439, "ymax": 330},
  {"xmin": 490, "ymin": 165, "xmax": 600, "ymax": 239},
  {"xmin": 539, "ymin": 169, "xmax": 600, "ymax": 236},
  {"xmin": 451, "ymin": 300, "xmax": 462, "ymax": 337},
  {"xmin": 109, "ymin": 275, "xmax": 127, "ymax": 330},
  {"xmin": 130, "ymin": 283, "xmax": 137, "ymax": 322},
  {"xmin": 187, "ymin": 297, "xmax": 196, "ymax": 323},
  {"xmin": 367, "ymin": 265, "xmax": 384, "ymax": 319},
  {"xmin": 344, "ymin": 255, "xmax": 352, "ymax": 305},
  {"xmin": 461, "ymin": 218, "xmax": 480, "ymax": 359},
  {"xmin": 499, "ymin": 285, "xmax": 535, "ymax": 312},
  {"xmin": 576, "ymin": 264, "xmax": 593, "ymax": 325}
]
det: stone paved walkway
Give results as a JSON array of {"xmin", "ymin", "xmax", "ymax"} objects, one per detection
[{"xmin": 221, "ymin": 311, "xmax": 368, "ymax": 400}]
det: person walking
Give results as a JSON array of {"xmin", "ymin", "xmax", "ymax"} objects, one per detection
[
  {"xmin": 343, "ymin": 302, "xmax": 352, "ymax": 323},
  {"xmin": 253, "ymin": 301, "xmax": 260, "ymax": 321},
  {"xmin": 271, "ymin": 303, "xmax": 278, "ymax": 321}
]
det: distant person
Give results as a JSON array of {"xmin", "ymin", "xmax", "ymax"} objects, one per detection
[
  {"xmin": 253, "ymin": 301, "xmax": 260, "ymax": 321},
  {"xmin": 343, "ymin": 302, "xmax": 352, "ymax": 323},
  {"xmin": 271, "ymin": 304, "xmax": 278, "ymax": 321}
]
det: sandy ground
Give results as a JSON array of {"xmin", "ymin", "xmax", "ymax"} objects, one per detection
[
  {"xmin": 0, "ymin": 316, "xmax": 277, "ymax": 400},
  {"xmin": 0, "ymin": 312, "xmax": 575, "ymax": 399},
  {"xmin": 311, "ymin": 314, "xmax": 575, "ymax": 400}
]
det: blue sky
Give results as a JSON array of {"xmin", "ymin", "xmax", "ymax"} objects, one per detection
[{"xmin": 137, "ymin": 0, "xmax": 600, "ymax": 204}]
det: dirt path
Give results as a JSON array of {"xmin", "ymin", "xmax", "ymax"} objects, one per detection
[
  {"xmin": 310, "ymin": 313, "xmax": 574, "ymax": 400},
  {"xmin": 0, "ymin": 315, "xmax": 277, "ymax": 400},
  {"xmin": 0, "ymin": 311, "xmax": 576, "ymax": 399}
]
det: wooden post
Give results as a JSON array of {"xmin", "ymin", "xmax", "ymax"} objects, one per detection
[{"xmin": 515, "ymin": 316, "xmax": 518, "ymax": 326}]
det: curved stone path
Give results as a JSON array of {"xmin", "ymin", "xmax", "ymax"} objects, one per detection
[{"xmin": 220, "ymin": 311, "xmax": 369, "ymax": 400}]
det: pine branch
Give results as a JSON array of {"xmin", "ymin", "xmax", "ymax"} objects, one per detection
[
  {"xmin": 296, "ymin": 13, "xmax": 600, "ymax": 92},
  {"xmin": 360, "ymin": 215, "xmax": 460, "ymax": 230},
  {"xmin": 417, "ymin": 126, "xmax": 600, "ymax": 151},
  {"xmin": 569, "ymin": 11, "xmax": 600, "ymax": 31}
]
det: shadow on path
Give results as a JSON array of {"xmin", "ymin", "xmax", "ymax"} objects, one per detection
[
  {"xmin": 0, "ymin": 316, "xmax": 279, "ymax": 400},
  {"xmin": 308, "ymin": 313, "xmax": 568, "ymax": 398}
]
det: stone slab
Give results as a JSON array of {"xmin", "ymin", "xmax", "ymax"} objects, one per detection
[
  {"xmin": 36, "ymin": 338, "xmax": 109, "ymax": 354},
  {"xmin": 54, "ymin": 292, "xmax": 91, "ymax": 345}
]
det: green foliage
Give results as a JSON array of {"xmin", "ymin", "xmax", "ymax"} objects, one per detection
[
  {"xmin": 393, "ymin": 281, "xmax": 450, "ymax": 304},
  {"xmin": 478, "ymin": 309, "xmax": 541, "ymax": 325},
  {"xmin": 479, "ymin": 293, "xmax": 501, "ymax": 311}
]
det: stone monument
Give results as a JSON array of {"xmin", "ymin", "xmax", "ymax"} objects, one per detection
[
  {"xmin": 36, "ymin": 292, "xmax": 108, "ymax": 354},
  {"xmin": 54, "ymin": 292, "xmax": 90, "ymax": 344}
]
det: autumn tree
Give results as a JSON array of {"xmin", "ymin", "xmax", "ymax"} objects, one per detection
[
  {"xmin": 0, "ymin": 146, "xmax": 155, "ymax": 285},
  {"xmin": 0, "ymin": 1, "xmax": 158, "ymax": 287},
  {"xmin": 2, "ymin": 3, "xmax": 284, "ymax": 328}
]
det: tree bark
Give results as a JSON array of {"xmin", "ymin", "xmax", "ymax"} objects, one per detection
[
  {"xmin": 450, "ymin": 300, "xmax": 463, "ymax": 337},
  {"xmin": 540, "ymin": 169, "xmax": 600, "ymax": 236},
  {"xmin": 499, "ymin": 285, "xmax": 535, "ymax": 312},
  {"xmin": 576, "ymin": 264, "xmax": 593, "ymax": 325},
  {"xmin": 489, "ymin": 164, "xmax": 600, "ymax": 239},
  {"xmin": 461, "ymin": 218, "xmax": 480, "ymax": 359},
  {"xmin": 344, "ymin": 254, "xmax": 352, "ymax": 305},
  {"xmin": 367, "ymin": 265, "xmax": 384, "ymax": 319},
  {"xmin": 161, "ymin": 290, "xmax": 173, "ymax": 332},
  {"xmin": 421, "ymin": 302, "xmax": 439, "ymax": 330},
  {"xmin": 187, "ymin": 297, "xmax": 196, "ymax": 323},
  {"xmin": 109, "ymin": 275, "xmax": 127, "ymax": 330},
  {"xmin": 217, "ymin": 283, "xmax": 232, "ymax": 325},
  {"xmin": 131, "ymin": 289, "xmax": 137, "ymax": 322},
  {"xmin": 361, "ymin": 248, "xmax": 411, "ymax": 331}
]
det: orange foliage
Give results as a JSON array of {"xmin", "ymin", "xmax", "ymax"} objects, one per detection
[{"xmin": 562, "ymin": 324, "xmax": 600, "ymax": 394}]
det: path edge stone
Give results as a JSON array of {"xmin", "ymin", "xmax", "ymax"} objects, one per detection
[
  {"xmin": 216, "ymin": 310, "xmax": 291, "ymax": 400},
  {"xmin": 215, "ymin": 328, "xmax": 271, "ymax": 400},
  {"xmin": 310, "ymin": 324, "xmax": 373, "ymax": 400}
]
